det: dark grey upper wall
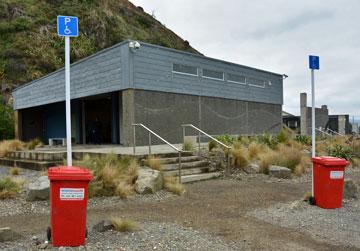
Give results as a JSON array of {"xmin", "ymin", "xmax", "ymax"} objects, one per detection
[
  {"xmin": 132, "ymin": 43, "xmax": 283, "ymax": 105},
  {"xmin": 13, "ymin": 42, "xmax": 128, "ymax": 110},
  {"xmin": 13, "ymin": 40, "xmax": 284, "ymax": 110}
]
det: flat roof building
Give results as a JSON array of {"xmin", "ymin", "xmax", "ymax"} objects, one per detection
[{"xmin": 13, "ymin": 40, "xmax": 284, "ymax": 146}]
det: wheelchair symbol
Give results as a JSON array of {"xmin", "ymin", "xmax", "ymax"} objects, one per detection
[{"xmin": 64, "ymin": 26, "xmax": 71, "ymax": 35}]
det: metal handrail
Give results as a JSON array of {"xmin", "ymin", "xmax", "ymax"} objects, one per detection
[
  {"xmin": 132, "ymin": 123, "xmax": 184, "ymax": 183},
  {"xmin": 315, "ymin": 127, "xmax": 332, "ymax": 136},
  {"xmin": 181, "ymin": 124, "xmax": 231, "ymax": 173},
  {"xmin": 326, "ymin": 128, "xmax": 344, "ymax": 136}
]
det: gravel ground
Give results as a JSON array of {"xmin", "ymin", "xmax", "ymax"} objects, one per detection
[
  {"xmin": 0, "ymin": 221, "xmax": 236, "ymax": 251},
  {"xmin": 248, "ymin": 199, "xmax": 360, "ymax": 249},
  {"xmin": 2, "ymin": 165, "xmax": 360, "ymax": 250}
]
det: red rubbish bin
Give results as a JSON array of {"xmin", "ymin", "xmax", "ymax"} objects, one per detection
[
  {"xmin": 48, "ymin": 166, "xmax": 93, "ymax": 247},
  {"xmin": 312, "ymin": 156, "xmax": 349, "ymax": 209}
]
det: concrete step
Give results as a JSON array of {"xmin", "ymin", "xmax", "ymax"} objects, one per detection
[
  {"xmin": 162, "ymin": 160, "xmax": 209, "ymax": 171},
  {"xmin": 0, "ymin": 158, "xmax": 58, "ymax": 171},
  {"xmin": 163, "ymin": 166, "xmax": 213, "ymax": 177},
  {"xmin": 181, "ymin": 172, "xmax": 222, "ymax": 183},
  {"xmin": 142, "ymin": 155, "xmax": 201, "ymax": 165},
  {"xmin": 8, "ymin": 151, "xmax": 66, "ymax": 161}
]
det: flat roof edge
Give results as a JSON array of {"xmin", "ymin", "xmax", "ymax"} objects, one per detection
[{"xmin": 13, "ymin": 40, "xmax": 130, "ymax": 92}]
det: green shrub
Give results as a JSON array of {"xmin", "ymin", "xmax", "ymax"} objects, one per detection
[
  {"xmin": 326, "ymin": 144, "xmax": 353, "ymax": 161},
  {"xmin": 257, "ymin": 133, "xmax": 278, "ymax": 149},
  {"xmin": 295, "ymin": 135, "xmax": 311, "ymax": 145},
  {"xmin": 182, "ymin": 140, "xmax": 194, "ymax": 151},
  {"xmin": 0, "ymin": 96, "xmax": 14, "ymax": 140},
  {"xmin": 215, "ymin": 134, "xmax": 235, "ymax": 146},
  {"xmin": 0, "ymin": 177, "xmax": 20, "ymax": 199},
  {"xmin": 277, "ymin": 128, "xmax": 291, "ymax": 143}
]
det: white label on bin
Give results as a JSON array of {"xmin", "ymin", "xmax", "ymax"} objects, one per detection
[
  {"xmin": 330, "ymin": 171, "xmax": 344, "ymax": 179},
  {"xmin": 60, "ymin": 188, "xmax": 85, "ymax": 200}
]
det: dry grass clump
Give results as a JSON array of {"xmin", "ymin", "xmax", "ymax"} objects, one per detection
[
  {"xmin": 248, "ymin": 141, "xmax": 267, "ymax": 160},
  {"xmin": 163, "ymin": 176, "xmax": 185, "ymax": 195},
  {"xmin": 182, "ymin": 140, "xmax": 194, "ymax": 152},
  {"xmin": 0, "ymin": 140, "xmax": 24, "ymax": 157},
  {"xmin": 144, "ymin": 155, "xmax": 162, "ymax": 171},
  {"xmin": 25, "ymin": 138, "xmax": 43, "ymax": 150},
  {"xmin": 110, "ymin": 216, "xmax": 139, "ymax": 232},
  {"xmin": 230, "ymin": 147, "xmax": 249, "ymax": 169},
  {"xmin": 0, "ymin": 177, "xmax": 21, "ymax": 199},
  {"xmin": 258, "ymin": 144, "xmax": 310, "ymax": 175},
  {"xmin": 9, "ymin": 167, "xmax": 20, "ymax": 176},
  {"xmin": 351, "ymin": 158, "xmax": 360, "ymax": 168},
  {"xmin": 78, "ymin": 154, "xmax": 139, "ymax": 198}
]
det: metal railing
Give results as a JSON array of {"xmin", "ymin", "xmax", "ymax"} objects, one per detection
[
  {"xmin": 132, "ymin": 123, "xmax": 184, "ymax": 183},
  {"xmin": 315, "ymin": 127, "xmax": 332, "ymax": 137},
  {"xmin": 326, "ymin": 128, "xmax": 344, "ymax": 136},
  {"xmin": 181, "ymin": 124, "xmax": 231, "ymax": 172}
]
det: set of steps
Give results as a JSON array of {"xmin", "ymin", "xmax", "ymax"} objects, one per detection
[
  {"xmin": 144, "ymin": 154, "xmax": 221, "ymax": 183},
  {"xmin": 0, "ymin": 150, "xmax": 63, "ymax": 170}
]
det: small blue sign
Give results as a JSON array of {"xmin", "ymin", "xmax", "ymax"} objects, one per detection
[
  {"xmin": 57, "ymin": 16, "xmax": 78, "ymax": 37},
  {"xmin": 309, "ymin": 55, "xmax": 320, "ymax": 70}
]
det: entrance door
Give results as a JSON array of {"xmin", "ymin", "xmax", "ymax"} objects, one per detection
[{"xmin": 85, "ymin": 96, "xmax": 112, "ymax": 144}]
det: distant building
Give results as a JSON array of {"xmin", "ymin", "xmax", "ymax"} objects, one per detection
[
  {"xmin": 282, "ymin": 93, "xmax": 353, "ymax": 135},
  {"xmin": 300, "ymin": 93, "xmax": 328, "ymax": 135},
  {"xmin": 327, "ymin": 115, "xmax": 351, "ymax": 135},
  {"xmin": 12, "ymin": 40, "xmax": 284, "ymax": 146}
]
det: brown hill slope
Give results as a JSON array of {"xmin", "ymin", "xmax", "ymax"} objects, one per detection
[{"xmin": 0, "ymin": 0, "xmax": 198, "ymax": 102}]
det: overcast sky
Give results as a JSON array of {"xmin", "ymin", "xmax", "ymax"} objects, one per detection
[{"xmin": 130, "ymin": 0, "xmax": 359, "ymax": 120}]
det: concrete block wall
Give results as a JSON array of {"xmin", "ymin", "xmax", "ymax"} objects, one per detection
[{"xmin": 127, "ymin": 89, "xmax": 282, "ymax": 146}]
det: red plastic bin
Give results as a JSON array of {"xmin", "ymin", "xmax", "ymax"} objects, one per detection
[
  {"xmin": 48, "ymin": 166, "xmax": 93, "ymax": 247},
  {"xmin": 312, "ymin": 156, "xmax": 349, "ymax": 209}
]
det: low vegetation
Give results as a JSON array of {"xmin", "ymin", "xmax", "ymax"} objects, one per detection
[
  {"xmin": 144, "ymin": 155, "xmax": 162, "ymax": 171},
  {"xmin": 163, "ymin": 176, "xmax": 185, "ymax": 195},
  {"xmin": 0, "ymin": 96, "xmax": 14, "ymax": 140},
  {"xmin": 110, "ymin": 216, "xmax": 139, "ymax": 232},
  {"xmin": 9, "ymin": 167, "xmax": 20, "ymax": 176},
  {"xmin": 0, "ymin": 177, "xmax": 21, "ymax": 199},
  {"xmin": 210, "ymin": 128, "xmax": 360, "ymax": 176},
  {"xmin": 0, "ymin": 139, "xmax": 24, "ymax": 157},
  {"xmin": 76, "ymin": 154, "xmax": 139, "ymax": 198},
  {"xmin": 182, "ymin": 140, "xmax": 194, "ymax": 152}
]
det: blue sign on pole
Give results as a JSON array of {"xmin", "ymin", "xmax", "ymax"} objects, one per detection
[
  {"xmin": 309, "ymin": 55, "xmax": 320, "ymax": 70},
  {"xmin": 57, "ymin": 16, "xmax": 78, "ymax": 37}
]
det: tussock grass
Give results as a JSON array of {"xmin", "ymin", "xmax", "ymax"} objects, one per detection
[
  {"xmin": 0, "ymin": 140, "xmax": 24, "ymax": 157},
  {"xmin": 110, "ymin": 216, "xmax": 139, "ymax": 232},
  {"xmin": 144, "ymin": 155, "xmax": 162, "ymax": 171},
  {"xmin": 0, "ymin": 177, "xmax": 21, "ymax": 199},
  {"xmin": 77, "ymin": 154, "xmax": 139, "ymax": 198},
  {"xmin": 230, "ymin": 147, "xmax": 249, "ymax": 169},
  {"xmin": 163, "ymin": 176, "xmax": 185, "ymax": 195},
  {"xmin": 9, "ymin": 167, "xmax": 20, "ymax": 176},
  {"xmin": 25, "ymin": 138, "xmax": 43, "ymax": 150},
  {"xmin": 182, "ymin": 140, "xmax": 194, "ymax": 152},
  {"xmin": 208, "ymin": 140, "xmax": 217, "ymax": 151},
  {"xmin": 248, "ymin": 141, "xmax": 266, "ymax": 160}
]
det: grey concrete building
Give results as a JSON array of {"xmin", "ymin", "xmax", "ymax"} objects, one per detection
[
  {"xmin": 12, "ymin": 40, "xmax": 284, "ymax": 146},
  {"xmin": 300, "ymin": 93, "xmax": 329, "ymax": 135}
]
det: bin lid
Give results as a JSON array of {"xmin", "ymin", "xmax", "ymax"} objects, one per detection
[
  {"xmin": 48, "ymin": 166, "xmax": 93, "ymax": 181},
  {"xmin": 312, "ymin": 156, "xmax": 349, "ymax": 166}
]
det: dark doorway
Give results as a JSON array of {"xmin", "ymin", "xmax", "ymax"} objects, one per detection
[
  {"xmin": 85, "ymin": 96, "xmax": 112, "ymax": 144},
  {"xmin": 22, "ymin": 107, "xmax": 44, "ymax": 142}
]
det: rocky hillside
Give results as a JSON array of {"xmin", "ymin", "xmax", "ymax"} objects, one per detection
[{"xmin": 0, "ymin": 0, "xmax": 198, "ymax": 103}]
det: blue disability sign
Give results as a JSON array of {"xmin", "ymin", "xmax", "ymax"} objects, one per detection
[
  {"xmin": 57, "ymin": 16, "xmax": 78, "ymax": 37},
  {"xmin": 309, "ymin": 55, "xmax": 320, "ymax": 70}
]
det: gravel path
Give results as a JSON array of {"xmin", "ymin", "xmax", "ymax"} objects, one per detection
[
  {"xmin": 2, "ymin": 165, "xmax": 360, "ymax": 250},
  {"xmin": 0, "ymin": 221, "xmax": 235, "ymax": 251},
  {"xmin": 248, "ymin": 198, "xmax": 360, "ymax": 249}
]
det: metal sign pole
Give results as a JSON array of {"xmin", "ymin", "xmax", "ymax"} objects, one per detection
[
  {"xmin": 311, "ymin": 68, "xmax": 315, "ymax": 196},
  {"xmin": 65, "ymin": 36, "xmax": 72, "ymax": 166}
]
